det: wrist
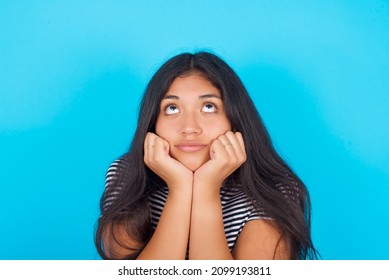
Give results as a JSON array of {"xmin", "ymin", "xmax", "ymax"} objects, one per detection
[
  {"xmin": 192, "ymin": 180, "xmax": 221, "ymax": 201},
  {"xmin": 167, "ymin": 180, "xmax": 193, "ymax": 197},
  {"xmin": 165, "ymin": 173, "xmax": 193, "ymax": 190},
  {"xmin": 193, "ymin": 172, "xmax": 224, "ymax": 188}
]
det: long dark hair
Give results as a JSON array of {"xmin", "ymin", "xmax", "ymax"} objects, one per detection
[{"xmin": 95, "ymin": 51, "xmax": 318, "ymax": 259}]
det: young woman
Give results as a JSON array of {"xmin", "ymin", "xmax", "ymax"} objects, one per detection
[{"xmin": 95, "ymin": 51, "xmax": 318, "ymax": 260}]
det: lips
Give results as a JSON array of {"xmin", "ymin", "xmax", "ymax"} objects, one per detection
[{"xmin": 175, "ymin": 142, "xmax": 207, "ymax": 152}]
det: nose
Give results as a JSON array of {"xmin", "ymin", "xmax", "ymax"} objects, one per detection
[{"xmin": 180, "ymin": 112, "xmax": 202, "ymax": 136}]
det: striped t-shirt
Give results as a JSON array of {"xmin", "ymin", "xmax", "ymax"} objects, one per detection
[{"xmin": 102, "ymin": 160, "xmax": 265, "ymax": 252}]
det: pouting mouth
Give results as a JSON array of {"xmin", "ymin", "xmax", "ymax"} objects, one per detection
[{"xmin": 175, "ymin": 143, "xmax": 207, "ymax": 152}]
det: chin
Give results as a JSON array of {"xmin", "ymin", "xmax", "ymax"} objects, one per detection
[
  {"xmin": 185, "ymin": 164, "xmax": 202, "ymax": 172},
  {"xmin": 177, "ymin": 158, "xmax": 208, "ymax": 172}
]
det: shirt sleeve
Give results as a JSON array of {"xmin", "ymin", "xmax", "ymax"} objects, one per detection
[
  {"xmin": 101, "ymin": 159, "xmax": 124, "ymax": 212},
  {"xmin": 247, "ymin": 203, "xmax": 269, "ymax": 222}
]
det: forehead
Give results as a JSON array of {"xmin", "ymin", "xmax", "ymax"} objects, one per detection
[{"xmin": 164, "ymin": 74, "xmax": 221, "ymax": 98}]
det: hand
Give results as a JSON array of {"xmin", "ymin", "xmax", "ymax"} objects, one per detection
[
  {"xmin": 144, "ymin": 132, "xmax": 193, "ymax": 189},
  {"xmin": 194, "ymin": 131, "xmax": 246, "ymax": 190}
]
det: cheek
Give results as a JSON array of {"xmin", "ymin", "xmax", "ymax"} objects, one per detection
[
  {"xmin": 206, "ymin": 119, "xmax": 232, "ymax": 136},
  {"xmin": 155, "ymin": 119, "xmax": 172, "ymax": 140}
]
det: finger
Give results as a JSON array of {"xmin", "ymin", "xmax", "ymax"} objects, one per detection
[
  {"xmin": 144, "ymin": 132, "xmax": 157, "ymax": 149},
  {"xmin": 221, "ymin": 131, "xmax": 245, "ymax": 163},
  {"xmin": 233, "ymin": 132, "xmax": 245, "ymax": 152},
  {"xmin": 234, "ymin": 132, "xmax": 247, "ymax": 162},
  {"xmin": 218, "ymin": 133, "xmax": 238, "ymax": 158},
  {"xmin": 144, "ymin": 132, "xmax": 157, "ymax": 162},
  {"xmin": 210, "ymin": 138, "xmax": 229, "ymax": 160},
  {"xmin": 224, "ymin": 131, "xmax": 241, "ymax": 149},
  {"xmin": 153, "ymin": 136, "xmax": 169, "ymax": 161}
]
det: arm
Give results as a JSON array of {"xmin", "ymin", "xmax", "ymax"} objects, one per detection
[
  {"xmin": 189, "ymin": 181, "xmax": 232, "ymax": 259},
  {"xmin": 189, "ymin": 129, "xmax": 290, "ymax": 259},
  {"xmin": 189, "ymin": 131, "xmax": 246, "ymax": 259},
  {"xmin": 103, "ymin": 184, "xmax": 192, "ymax": 260},
  {"xmin": 232, "ymin": 219, "xmax": 291, "ymax": 259},
  {"xmin": 137, "ymin": 182, "xmax": 192, "ymax": 259},
  {"xmin": 139, "ymin": 133, "xmax": 194, "ymax": 259},
  {"xmin": 104, "ymin": 133, "xmax": 193, "ymax": 259},
  {"xmin": 102, "ymin": 222, "xmax": 141, "ymax": 259}
]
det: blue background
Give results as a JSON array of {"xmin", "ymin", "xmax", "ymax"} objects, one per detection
[{"xmin": 1, "ymin": 1, "xmax": 388, "ymax": 260}]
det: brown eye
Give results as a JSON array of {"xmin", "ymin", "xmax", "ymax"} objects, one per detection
[
  {"xmin": 164, "ymin": 104, "xmax": 180, "ymax": 115},
  {"xmin": 201, "ymin": 103, "xmax": 217, "ymax": 113}
]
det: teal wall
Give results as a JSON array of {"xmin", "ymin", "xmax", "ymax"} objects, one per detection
[{"xmin": 1, "ymin": 1, "xmax": 388, "ymax": 259}]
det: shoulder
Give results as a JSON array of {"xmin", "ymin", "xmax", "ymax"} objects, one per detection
[
  {"xmin": 220, "ymin": 185, "xmax": 269, "ymax": 251},
  {"xmin": 104, "ymin": 154, "xmax": 135, "ymax": 184},
  {"xmin": 232, "ymin": 219, "xmax": 290, "ymax": 259},
  {"xmin": 220, "ymin": 186, "xmax": 266, "ymax": 219},
  {"xmin": 102, "ymin": 155, "xmax": 130, "ymax": 212},
  {"xmin": 148, "ymin": 185, "xmax": 168, "ymax": 229},
  {"xmin": 106, "ymin": 155, "xmax": 130, "ymax": 177},
  {"xmin": 105, "ymin": 158, "xmax": 122, "ymax": 182}
]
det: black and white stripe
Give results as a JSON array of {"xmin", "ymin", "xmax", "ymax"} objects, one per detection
[
  {"xmin": 149, "ymin": 185, "xmax": 265, "ymax": 251},
  {"xmin": 102, "ymin": 160, "xmax": 124, "ymax": 212},
  {"xmin": 102, "ymin": 160, "xmax": 266, "ymax": 252}
]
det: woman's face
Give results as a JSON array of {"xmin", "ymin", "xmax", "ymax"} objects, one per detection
[{"xmin": 155, "ymin": 74, "xmax": 231, "ymax": 171}]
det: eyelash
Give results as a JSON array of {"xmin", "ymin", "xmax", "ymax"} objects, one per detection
[
  {"xmin": 162, "ymin": 102, "xmax": 178, "ymax": 115},
  {"xmin": 202, "ymin": 102, "xmax": 218, "ymax": 112},
  {"xmin": 161, "ymin": 102, "xmax": 219, "ymax": 115}
]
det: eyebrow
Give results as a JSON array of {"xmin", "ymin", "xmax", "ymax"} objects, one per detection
[{"xmin": 163, "ymin": 93, "xmax": 221, "ymax": 100}]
